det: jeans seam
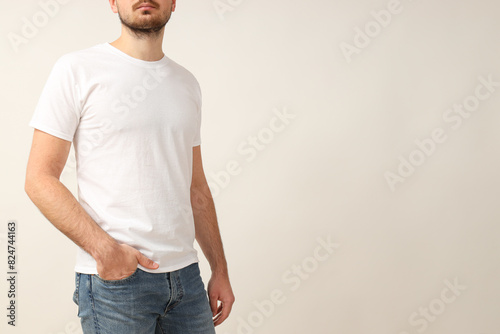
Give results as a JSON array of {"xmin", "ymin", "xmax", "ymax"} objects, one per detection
[
  {"xmin": 74, "ymin": 273, "xmax": 80, "ymax": 305},
  {"xmin": 166, "ymin": 272, "xmax": 184, "ymax": 312},
  {"xmin": 89, "ymin": 275, "xmax": 101, "ymax": 334},
  {"xmin": 177, "ymin": 273, "xmax": 184, "ymax": 304},
  {"xmin": 156, "ymin": 318, "xmax": 167, "ymax": 334}
]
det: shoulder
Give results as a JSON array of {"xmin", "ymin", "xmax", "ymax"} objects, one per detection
[
  {"xmin": 54, "ymin": 43, "xmax": 106, "ymax": 70},
  {"xmin": 165, "ymin": 57, "xmax": 201, "ymax": 88},
  {"xmin": 46, "ymin": 44, "xmax": 108, "ymax": 84}
]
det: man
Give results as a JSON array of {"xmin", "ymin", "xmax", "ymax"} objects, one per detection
[{"xmin": 24, "ymin": 0, "xmax": 235, "ymax": 333}]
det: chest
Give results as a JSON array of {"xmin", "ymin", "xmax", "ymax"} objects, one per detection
[{"xmin": 77, "ymin": 70, "xmax": 199, "ymax": 139}]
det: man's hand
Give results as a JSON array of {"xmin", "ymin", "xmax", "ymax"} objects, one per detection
[
  {"xmin": 95, "ymin": 243, "xmax": 159, "ymax": 280},
  {"xmin": 208, "ymin": 272, "xmax": 235, "ymax": 326}
]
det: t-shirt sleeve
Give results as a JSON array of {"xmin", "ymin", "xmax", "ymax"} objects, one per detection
[
  {"xmin": 192, "ymin": 79, "xmax": 202, "ymax": 147},
  {"xmin": 29, "ymin": 55, "xmax": 81, "ymax": 142}
]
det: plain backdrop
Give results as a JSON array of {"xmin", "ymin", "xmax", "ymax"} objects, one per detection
[{"xmin": 1, "ymin": 0, "xmax": 499, "ymax": 333}]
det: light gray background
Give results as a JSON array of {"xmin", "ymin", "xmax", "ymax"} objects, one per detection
[{"xmin": 1, "ymin": 0, "xmax": 499, "ymax": 333}]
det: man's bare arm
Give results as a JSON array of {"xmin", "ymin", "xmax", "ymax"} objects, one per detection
[
  {"xmin": 25, "ymin": 129, "xmax": 158, "ymax": 279},
  {"xmin": 191, "ymin": 146, "xmax": 228, "ymax": 275},
  {"xmin": 191, "ymin": 145, "xmax": 235, "ymax": 326}
]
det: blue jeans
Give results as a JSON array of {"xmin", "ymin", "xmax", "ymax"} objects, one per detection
[{"xmin": 72, "ymin": 262, "xmax": 216, "ymax": 334}]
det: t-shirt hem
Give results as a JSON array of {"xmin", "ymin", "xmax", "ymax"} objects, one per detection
[
  {"xmin": 29, "ymin": 122, "xmax": 74, "ymax": 142},
  {"xmin": 74, "ymin": 255, "xmax": 199, "ymax": 275}
]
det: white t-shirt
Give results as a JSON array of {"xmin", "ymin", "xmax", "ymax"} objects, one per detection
[{"xmin": 29, "ymin": 42, "xmax": 202, "ymax": 274}]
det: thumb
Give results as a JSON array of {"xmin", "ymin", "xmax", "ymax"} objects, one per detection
[{"xmin": 136, "ymin": 252, "xmax": 159, "ymax": 270}]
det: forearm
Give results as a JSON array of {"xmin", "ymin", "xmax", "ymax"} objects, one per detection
[
  {"xmin": 191, "ymin": 185, "xmax": 228, "ymax": 275},
  {"xmin": 25, "ymin": 174, "xmax": 118, "ymax": 261}
]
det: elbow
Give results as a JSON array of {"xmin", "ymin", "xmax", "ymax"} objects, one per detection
[
  {"xmin": 24, "ymin": 172, "xmax": 37, "ymax": 199},
  {"xmin": 25, "ymin": 167, "xmax": 61, "ymax": 202},
  {"xmin": 24, "ymin": 171, "xmax": 46, "ymax": 201}
]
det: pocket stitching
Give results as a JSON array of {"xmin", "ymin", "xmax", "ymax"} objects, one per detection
[{"xmin": 94, "ymin": 268, "xmax": 140, "ymax": 284}]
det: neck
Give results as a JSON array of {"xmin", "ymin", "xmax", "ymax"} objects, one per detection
[{"xmin": 110, "ymin": 26, "xmax": 165, "ymax": 62}]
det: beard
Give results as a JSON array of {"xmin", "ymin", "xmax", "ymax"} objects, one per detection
[{"xmin": 117, "ymin": 2, "xmax": 172, "ymax": 39}]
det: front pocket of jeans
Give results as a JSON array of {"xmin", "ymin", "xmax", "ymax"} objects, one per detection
[{"xmin": 94, "ymin": 268, "xmax": 140, "ymax": 285}]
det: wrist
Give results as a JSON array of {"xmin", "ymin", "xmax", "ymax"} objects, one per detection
[
  {"xmin": 92, "ymin": 238, "xmax": 119, "ymax": 264},
  {"xmin": 211, "ymin": 262, "xmax": 229, "ymax": 277}
]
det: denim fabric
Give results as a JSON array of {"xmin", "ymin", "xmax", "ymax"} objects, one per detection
[{"xmin": 73, "ymin": 262, "xmax": 216, "ymax": 334}]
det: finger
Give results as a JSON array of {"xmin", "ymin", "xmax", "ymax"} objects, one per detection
[
  {"xmin": 209, "ymin": 295, "xmax": 219, "ymax": 316},
  {"xmin": 136, "ymin": 252, "xmax": 159, "ymax": 270},
  {"xmin": 213, "ymin": 306, "xmax": 223, "ymax": 321},
  {"xmin": 212, "ymin": 303, "xmax": 222, "ymax": 317},
  {"xmin": 213, "ymin": 310, "xmax": 225, "ymax": 325},
  {"xmin": 213, "ymin": 302, "xmax": 231, "ymax": 326}
]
